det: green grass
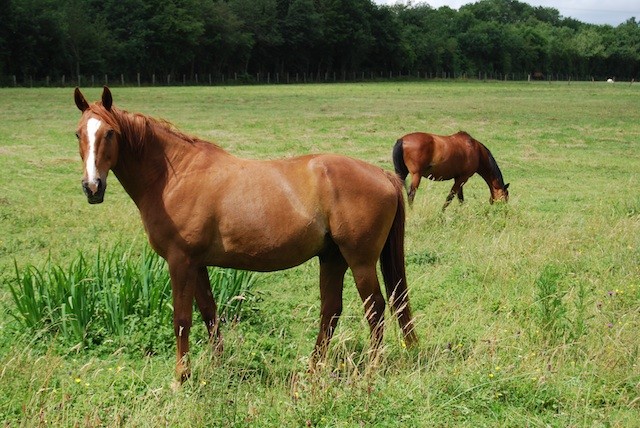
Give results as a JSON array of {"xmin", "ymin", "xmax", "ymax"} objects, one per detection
[{"xmin": 1, "ymin": 81, "xmax": 639, "ymax": 426}]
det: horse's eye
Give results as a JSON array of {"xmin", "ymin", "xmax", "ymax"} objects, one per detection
[
  {"xmin": 105, "ymin": 129, "xmax": 114, "ymax": 140},
  {"xmin": 75, "ymin": 132, "xmax": 80, "ymax": 140}
]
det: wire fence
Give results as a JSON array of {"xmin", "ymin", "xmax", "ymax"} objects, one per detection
[{"xmin": 1, "ymin": 70, "xmax": 631, "ymax": 88}]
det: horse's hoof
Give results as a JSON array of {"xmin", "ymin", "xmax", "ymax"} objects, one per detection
[{"xmin": 175, "ymin": 365, "xmax": 191, "ymax": 385}]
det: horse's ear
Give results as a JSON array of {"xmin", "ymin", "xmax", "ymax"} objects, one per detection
[
  {"xmin": 102, "ymin": 86, "xmax": 113, "ymax": 111},
  {"xmin": 504, "ymin": 183, "xmax": 510, "ymax": 190},
  {"xmin": 74, "ymin": 87, "xmax": 90, "ymax": 112}
]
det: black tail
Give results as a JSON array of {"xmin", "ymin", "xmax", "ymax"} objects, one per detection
[
  {"xmin": 392, "ymin": 139, "xmax": 409, "ymax": 181},
  {"xmin": 380, "ymin": 172, "xmax": 417, "ymax": 347}
]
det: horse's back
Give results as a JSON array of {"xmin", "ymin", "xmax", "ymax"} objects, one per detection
[{"xmin": 399, "ymin": 131, "xmax": 480, "ymax": 180}]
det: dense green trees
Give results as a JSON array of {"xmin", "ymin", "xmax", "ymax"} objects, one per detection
[{"xmin": 1, "ymin": 0, "xmax": 638, "ymax": 85}]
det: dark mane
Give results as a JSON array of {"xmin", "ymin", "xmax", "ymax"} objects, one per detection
[
  {"xmin": 479, "ymin": 142, "xmax": 505, "ymax": 187},
  {"xmin": 88, "ymin": 102, "xmax": 219, "ymax": 157}
]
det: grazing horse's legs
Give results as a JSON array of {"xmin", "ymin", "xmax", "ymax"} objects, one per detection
[
  {"xmin": 408, "ymin": 173, "xmax": 422, "ymax": 205},
  {"xmin": 443, "ymin": 177, "xmax": 467, "ymax": 210},
  {"xmin": 194, "ymin": 267, "xmax": 222, "ymax": 352},
  {"xmin": 457, "ymin": 185, "xmax": 464, "ymax": 203},
  {"xmin": 167, "ymin": 255, "xmax": 198, "ymax": 382},
  {"xmin": 312, "ymin": 251, "xmax": 348, "ymax": 365}
]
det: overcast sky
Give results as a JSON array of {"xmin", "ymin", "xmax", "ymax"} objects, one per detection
[{"xmin": 372, "ymin": 1, "xmax": 639, "ymax": 26}]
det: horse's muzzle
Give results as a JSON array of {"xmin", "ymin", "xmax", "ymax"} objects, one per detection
[{"xmin": 82, "ymin": 179, "xmax": 105, "ymax": 204}]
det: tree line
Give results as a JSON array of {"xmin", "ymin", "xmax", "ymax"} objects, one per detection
[{"xmin": 1, "ymin": 0, "xmax": 639, "ymax": 86}]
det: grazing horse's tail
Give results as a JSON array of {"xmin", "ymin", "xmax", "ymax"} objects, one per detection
[
  {"xmin": 380, "ymin": 172, "xmax": 418, "ymax": 347},
  {"xmin": 392, "ymin": 139, "xmax": 409, "ymax": 181}
]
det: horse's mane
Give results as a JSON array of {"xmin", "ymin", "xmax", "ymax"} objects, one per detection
[
  {"xmin": 88, "ymin": 102, "xmax": 219, "ymax": 157},
  {"xmin": 478, "ymin": 142, "xmax": 505, "ymax": 187}
]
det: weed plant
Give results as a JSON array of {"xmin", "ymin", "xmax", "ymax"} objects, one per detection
[{"xmin": 8, "ymin": 245, "xmax": 257, "ymax": 354}]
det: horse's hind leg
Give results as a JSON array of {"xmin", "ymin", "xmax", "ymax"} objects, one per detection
[
  {"xmin": 312, "ymin": 251, "xmax": 348, "ymax": 365},
  {"xmin": 351, "ymin": 264, "xmax": 387, "ymax": 353},
  {"xmin": 194, "ymin": 267, "xmax": 222, "ymax": 353},
  {"xmin": 408, "ymin": 173, "xmax": 422, "ymax": 205}
]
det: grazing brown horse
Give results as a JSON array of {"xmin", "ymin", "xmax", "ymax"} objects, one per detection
[
  {"xmin": 73, "ymin": 87, "xmax": 417, "ymax": 381},
  {"xmin": 392, "ymin": 131, "xmax": 509, "ymax": 209}
]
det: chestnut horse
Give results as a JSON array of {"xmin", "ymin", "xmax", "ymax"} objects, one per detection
[
  {"xmin": 73, "ymin": 87, "xmax": 417, "ymax": 381},
  {"xmin": 393, "ymin": 131, "xmax": 509, "ymax": 209}
]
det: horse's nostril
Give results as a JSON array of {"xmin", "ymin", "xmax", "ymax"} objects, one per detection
[
  {"xmin": 82, "ymin": 181, "xmax": 91, "ymax": 196},
  {"xmin": 82, "ymin": 179, "xmax": 102, "ymax": 196}
]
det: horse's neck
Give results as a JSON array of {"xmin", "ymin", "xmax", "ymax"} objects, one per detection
[{"xmin": 112, "ymin": 122, "xmax": 204, "ymax": 205}]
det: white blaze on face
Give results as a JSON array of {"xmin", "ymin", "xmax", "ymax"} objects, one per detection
[{"xmin": 85, "ymin": 118, "xmax": 102, "ymax": 184}]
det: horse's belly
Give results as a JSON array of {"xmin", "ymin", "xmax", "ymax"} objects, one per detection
[
  {"xmin": 424, "ymin": 166, "xmax": 456, "ymax": 181},
  {"xmin": 208, "ymin": 216, "xmax": 327, "ymax": 272}
]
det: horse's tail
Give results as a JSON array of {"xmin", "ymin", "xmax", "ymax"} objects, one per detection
[
  {"xmin": 392, "ymin": 139, "xmax": 409, "ymax": 181},
  {"xmin": 380, "ymin": 172, "xmax": 417, "ymax": 347}
]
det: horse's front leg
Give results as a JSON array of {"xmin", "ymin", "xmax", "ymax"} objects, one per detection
[
  {"xmin": 168, "ymin": 256, "xmax": 198, "ymax": 383},
  {"xmin": 442, "ymin": 189, "xmax": 456, "ymax": 210},
  {"xmin": 194, "ymin": 266, "xmax": 223, "ymax": 353},
  {"xmin": 442, "ymin": 178, "xmax": 465, "ymax": 210},
  {"xmin": 457, "ymin": 185, "xmax": 464, "ymax": 203}
]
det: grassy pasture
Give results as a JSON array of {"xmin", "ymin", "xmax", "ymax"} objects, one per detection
[{"xmin": 1, "ymin": 81, "xmax": 639, "ymax": 426}]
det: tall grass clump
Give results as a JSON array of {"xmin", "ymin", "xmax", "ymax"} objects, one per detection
[
  {"xmin": 533, "ymin": 264, "xmax": 590, "ymax": 348},
  {"xmin": 8, "ymin": 245, "xmax": 258, "ymax": 354},
  {"xmin": 210, "ymin": 267, "xmax": 258, "ymax": 322},
  {"xmin": 534, "ymin": 264, "xmax": 568, "ymax": 345},
  {"xmin": 9, "ymin": 255, "xmax": 97, "ymax": 345}
]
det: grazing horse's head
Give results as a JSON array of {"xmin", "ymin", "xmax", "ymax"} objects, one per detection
[
  {"xmin": 491, "ymin": 183, "xmax": 510, "ymax": 204},
  {"xmin": 74, "ymin": 87, "xmax": 118, "ymax": 204}
]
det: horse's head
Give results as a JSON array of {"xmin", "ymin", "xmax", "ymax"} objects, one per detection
[
  {"xmin": 74, "ymin": 87, "xmax": 118, "ymax": 204},
  {"xmin": 491, "ymin": 183, "xmax": 510, "ymax": 204}
]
